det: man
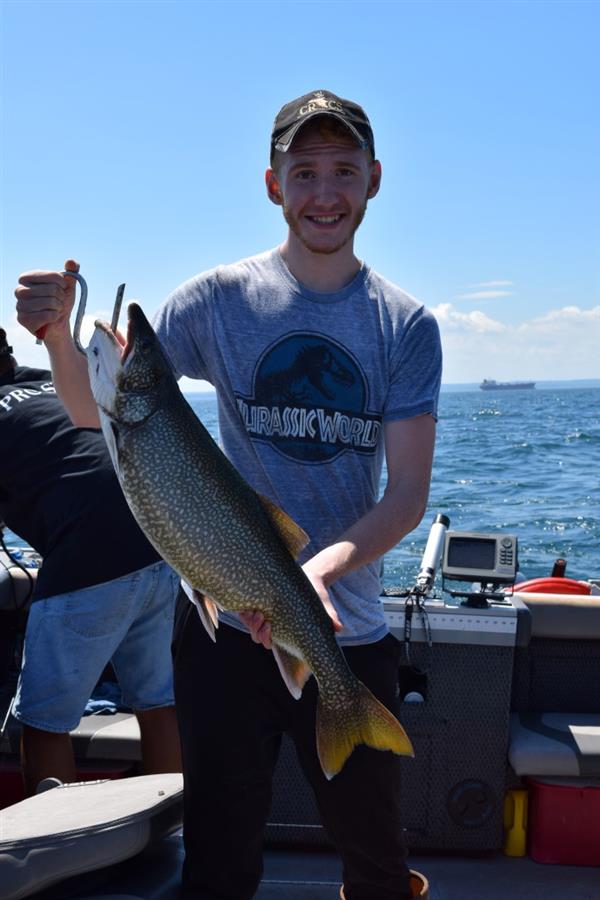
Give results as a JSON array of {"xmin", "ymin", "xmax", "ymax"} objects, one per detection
[
  {"xmin": 0, "ymin": 327, "xmax": 181, "ymax": 795},
  {"xmin": 15, "ymin": 90, "xmax": 441, "ymax": 899}
]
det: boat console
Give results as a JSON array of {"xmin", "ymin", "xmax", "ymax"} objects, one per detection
[{"xmin": 384, "ymin": 595, "xmax": 527, "ymax": 647}]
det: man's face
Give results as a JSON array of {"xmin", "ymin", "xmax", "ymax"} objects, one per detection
[{"xmin": 266, "ymin": 124, "xmax": 381, "ymax": 256}]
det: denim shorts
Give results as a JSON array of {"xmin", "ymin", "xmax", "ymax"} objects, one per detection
[{"xmin": 13, "ymin": 560, "xmax": 179, "ymax": 733}]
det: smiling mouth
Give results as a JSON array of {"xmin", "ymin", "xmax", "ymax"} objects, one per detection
[{"xmin": 306, "ymin": 214, "xmax": 344, "ymax": 225}]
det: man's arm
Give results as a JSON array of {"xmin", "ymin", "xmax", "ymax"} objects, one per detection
[
  {"xmin": 243, "ymin": 413, "xmax": 436, "ymax": 647},
  {"xmin": 15, "ymin": 260, "xmax": 101, "ymax": 427},
  {"xmin": 303, "ymin": 413, "xmax": 436, "ymax": 593},
  {"xmin": 43, "ymin": 334, "xmax": 100, "ymax": 427}
]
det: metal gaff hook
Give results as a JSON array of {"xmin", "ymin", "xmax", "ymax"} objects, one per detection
[
  {"xmin": 64, "ymin": 270, "xmax": 89, "ymax": 355},
  {"xmin": 72, "ymin": 276, "xmax": 126, "ymax": 353}
]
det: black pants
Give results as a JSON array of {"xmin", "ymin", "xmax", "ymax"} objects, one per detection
[{"xmin": 172, "ymin": 591, "xmax": 411, "ymax": 900}]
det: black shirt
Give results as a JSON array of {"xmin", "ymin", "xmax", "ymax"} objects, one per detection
[{"xmin": 0, "ymin": 366, "xmax": 160, "ymax": 600}]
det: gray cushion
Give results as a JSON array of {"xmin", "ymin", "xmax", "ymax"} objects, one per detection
[
  {"xmin": 509, "ymin": 712, "xmax": 600, "ymax": 777},
  {"xmin": 514, "ymin": 593, "xmax": 600, "ymax": 640},
  {"xmin": 71, "ymin": 711, "xmax": 142, "ymax": 760},
  {"xmin": 0, "ymin": 773, "xmax": 183, "ymax": 900}
]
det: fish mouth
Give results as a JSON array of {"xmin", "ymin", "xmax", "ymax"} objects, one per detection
[
  {"xmin": 94, "ymin": 318, "xmax": 130, "ymax": 364},
  {"xmin": 121, "ymin": 316, "xmax": 134, "ymax": 366},
  {"xmin": 88, "ymin": 319, "xmax": 124, "ymax": 413},
  {"xmin": 121, "ymin": 302, "xmax": 151, "ymax": 368},
  {"xmin": 91, "ymin": 314, "xmax": 139, "ymax": 375},
  {"xmin": 88, "ymin": 302, "xmax": 160, "ymax": 423}
]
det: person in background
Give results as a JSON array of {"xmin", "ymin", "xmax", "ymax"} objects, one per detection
[
  {"xmin": 0, "ymin": 327, "xmax": 181, "ymax": 795},
  {"xmin": 15, "ymin": 90, "xmax": 441, "ymax": 898}
]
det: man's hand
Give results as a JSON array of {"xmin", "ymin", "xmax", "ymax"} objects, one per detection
[
  {"xmin": 15, "ymin": 259, "xmax": 80, "ymax": 342},
  {"xmin": 15, "ymin": 257, "xmax": 102, "ymax": 428},
  {"xmin": 301, "ymin": 559, "xmax": 343, "ymax": 634},
  {"xmin": 238, "ymin": 610, "xmax": 273, "ymax": 649},
  {"xmin": 239, "ymin": 563, "xmax": 343, "ymax": 650}
]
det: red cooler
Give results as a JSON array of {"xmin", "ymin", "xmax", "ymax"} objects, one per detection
[{"xmin": 528, "ymin": 777, "xmax": 600, "ymax": 865}]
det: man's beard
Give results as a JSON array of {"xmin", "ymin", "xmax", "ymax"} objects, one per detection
[{"xmin": 282, "ymin": 200, "xmax": 368, "ymax": 255}]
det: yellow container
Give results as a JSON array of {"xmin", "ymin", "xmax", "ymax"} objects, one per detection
[{"xmin": 503, "ymin": 788, "xmax": 528, "ymax": 857}]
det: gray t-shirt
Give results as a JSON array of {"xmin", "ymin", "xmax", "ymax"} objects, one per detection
[{"xmin": 153, "ymin": 248, "xmax": 442, "ymax": 644}]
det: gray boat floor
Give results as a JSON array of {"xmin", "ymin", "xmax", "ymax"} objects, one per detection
[
  {"xmin": 33, "ymin": 833, "xmax": 600, "ymax": 900},
  {"xmin": 260, "ymin": 849, "xmax": 600, "ymax": 899}
]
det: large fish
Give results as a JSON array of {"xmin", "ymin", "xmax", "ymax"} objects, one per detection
[{"xmin": 87, "ymin": 302, "xmax": 414, "ymax": 778}]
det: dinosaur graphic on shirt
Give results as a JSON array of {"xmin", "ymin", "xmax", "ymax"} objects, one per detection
[{"xmin": 255, "ymin": 344, "xmax": 355, "ymax": 405}]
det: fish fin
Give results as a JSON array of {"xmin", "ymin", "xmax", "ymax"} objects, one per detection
[
  {"xmin": 316, "ymin": 681, "xmax": 414, "ymax": 780},
  {"xmin": 258, "ymin": 494, "xmax": 310, "ymax": 560},
  {"xmin": 272, "ymin": 644, "xmax": 312, "ymax": 699},
  {"xmin": 192, "ymin": 589, "xmax": 219, "ymax": 642}
]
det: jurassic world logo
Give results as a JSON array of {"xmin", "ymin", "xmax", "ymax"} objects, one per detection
[{"xmin": 236, "ymin": 334, "xmax": 381, "ymax": 463}]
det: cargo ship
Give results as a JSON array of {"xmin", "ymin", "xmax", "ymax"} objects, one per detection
[{"xmin": 480, "ymin": 379, "xmax": 535, "ymax": 391}]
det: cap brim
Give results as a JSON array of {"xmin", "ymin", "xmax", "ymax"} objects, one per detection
[{"xmin": 273, "ymin": 112, "xmax": 369, "ymax": 153}]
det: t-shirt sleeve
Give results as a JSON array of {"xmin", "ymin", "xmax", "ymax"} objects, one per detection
[
  {"xmin": 383, "ymin": 306, "xmax": 442, "ymax": 422},
  {"xmin": 152, "ymin": 273, "xmax": 216, "ymax": 383}
]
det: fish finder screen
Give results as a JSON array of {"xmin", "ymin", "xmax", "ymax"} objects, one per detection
[{"xmin": 447, "ymin": 537, "xmax": 496, "ymax": 570}]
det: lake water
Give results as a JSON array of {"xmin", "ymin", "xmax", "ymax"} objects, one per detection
[
  {"xmin": 4, "ymin": 386, "xmax": 599, "ymax": 588},
  {"xmin": 394, "ymin": 386, "xmax": 600, "ymax": 585}
]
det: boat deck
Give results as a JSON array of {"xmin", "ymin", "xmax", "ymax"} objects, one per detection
[
  {"xmin": 33, "ymin": 833, "xmax": 600, "ymax": 900},
  {"xmin": 258, "ymin": 848, "xmax": 599, "ymax": 900}
]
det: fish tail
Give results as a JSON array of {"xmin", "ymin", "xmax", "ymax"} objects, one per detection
[{"xmin": 316, "ymin": 680, "xmax": 414, "ymax": 780}]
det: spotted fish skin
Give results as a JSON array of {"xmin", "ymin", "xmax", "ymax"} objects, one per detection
[{"xmin": 87, "ymin": 302, "xmax": 414, "ymax": 778}]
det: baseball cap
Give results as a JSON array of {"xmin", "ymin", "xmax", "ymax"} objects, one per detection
[{"xmin": 271, "ymin": 90, "xmax": 375, "ymax": 159}]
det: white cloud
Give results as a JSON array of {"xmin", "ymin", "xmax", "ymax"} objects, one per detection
[
  {"xmin": 468, "ymin": 280, "xmax": 514, "ymax": 288},
  {"xmin": 431, "ymin": 303, "xmax": 600, "ymax": 382},
  {"xmin": 180, "ymin": 377, "xmax": 215, "ymax": 394},
  {"xmin": 434, "ymin": 303, "xmax": 507, "ymax": 334},
  {"xmin": 456, "ymin": 290, "xmax": 514, "ymax": 300}
]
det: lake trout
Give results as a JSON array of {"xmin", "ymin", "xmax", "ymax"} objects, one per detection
[{"xmin": 87, "ymin": 302, "xmax": 414, "ymax": 778}]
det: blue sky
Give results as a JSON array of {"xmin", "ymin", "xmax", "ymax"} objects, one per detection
[{"xmin": 1, "ymin": 0, "xmax": 598, "ymax": 388}]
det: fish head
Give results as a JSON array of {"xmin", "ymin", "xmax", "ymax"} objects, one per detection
[{"xmin": 88, "ymin": 301, "xmax": 170, "ymax": 428}]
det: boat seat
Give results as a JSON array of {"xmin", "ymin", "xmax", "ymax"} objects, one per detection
[
  {"xmin": 509, "ymin": 594, "xmax": 600, "ymax": 778},
  {"xmin": 0, "ymin": 773, "xmax": 183, "ymax": 900},
  {"xmin": 509, "ymin": 712, "xmax": 600, "ymax": 777},
  {"xmin": 71, "ymin": 710, "xmax": 142, "ymax": 761},
  {"xmin": 513, "ymin": 592, "xmax": 600, "ymax": 640}
]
